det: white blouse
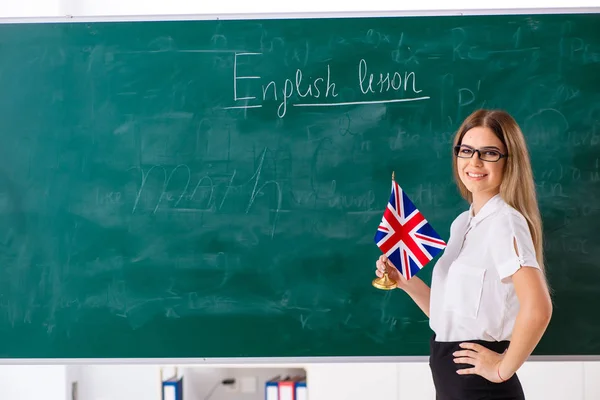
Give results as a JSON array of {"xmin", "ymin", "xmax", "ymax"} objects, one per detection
[{"xmin": 429, "ymin": 194, "xmax": 541, "ymax": 342}]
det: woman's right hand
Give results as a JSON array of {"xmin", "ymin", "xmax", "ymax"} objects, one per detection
[{"xmin": 375, "ymin": 255, "xmax": 409, "ymax": 291}]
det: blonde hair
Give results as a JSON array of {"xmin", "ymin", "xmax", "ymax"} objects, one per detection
[{"xmin": 452, "ymin": 109, "xmax": 545, "ymax": 272}]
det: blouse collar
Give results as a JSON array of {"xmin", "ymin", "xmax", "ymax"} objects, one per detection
[{"xmin": 467, "ymin": 193, "xmax": 505, "ymax": 228}]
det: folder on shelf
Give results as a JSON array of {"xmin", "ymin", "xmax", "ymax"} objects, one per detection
[
  {"xmin": 162, "ymin": 378, "xmax": 182, "ymax": 400},
  {"xmin": 265, "ymin": 376, "xmax": 281, "ymax": 400},
  {"xmin": 278, "ymin": 379, "xmax": 296, "ymax": 400},
  {"xmin": 266, "ymin": 374, "xmax": 307, "ymax": 400},
  {"xmin": 278, "ymin": 375, "xmax": 307, "ymax": 400},
  {"xmin": 295, "ymin": 379, "xmax": 307, "ymax": 400},
  {"xmin": 161, "ymin": 367, "xmax": 183, "ymax": 400}
]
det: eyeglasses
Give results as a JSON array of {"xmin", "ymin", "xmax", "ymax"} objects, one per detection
[{"xmin": 453, "ymin": 145, "xmax": 508, "ymax": 162}]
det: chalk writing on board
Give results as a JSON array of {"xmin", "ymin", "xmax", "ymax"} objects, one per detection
[{"xmin": 224, "ymin": 52, "xmax": 430, "ymax": 117}]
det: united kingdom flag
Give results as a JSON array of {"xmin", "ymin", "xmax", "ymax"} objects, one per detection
[{"xmin": 374, "ymin": 179, "xmax": 447, "ymax": 280}]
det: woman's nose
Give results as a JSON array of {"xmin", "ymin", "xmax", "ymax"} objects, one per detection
[{"xmin": 469, "ymin": 151, "xmax": 483, "ymax": 165}]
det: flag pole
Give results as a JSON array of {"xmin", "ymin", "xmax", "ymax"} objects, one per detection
[{"xmin": 372, "ymin": 171, "xmax": 399, "ymax": 290}]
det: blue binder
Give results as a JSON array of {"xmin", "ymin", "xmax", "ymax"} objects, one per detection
[
  {"xmin": 295, "ymin": 380, "xmax": 307, "ymax": 400},
  {"xmin": 162, "ymin": 378, "xmax": 183, "ymax": 400},
  {"xmin": 265, "ymin": 376, "xmax": 280, "ymax": 400},
  {"xmin": 161, "ymin": 367, "xmax": 183, "ymax": 400}
]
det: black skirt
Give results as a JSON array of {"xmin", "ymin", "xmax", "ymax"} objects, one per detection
[{"xmin": 429, "ymin": 335, "xmax": 525, "ymax": 400}]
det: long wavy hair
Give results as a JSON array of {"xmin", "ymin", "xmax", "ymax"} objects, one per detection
[{"xmin": 452, "ymin": 109, "xmax": 545, "ymax": 273}]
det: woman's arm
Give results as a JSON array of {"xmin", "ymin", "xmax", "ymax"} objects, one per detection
[
  {"xmin": 454, "ymin": 266, "xmax": 552, "ymax": 382},
  {"xmin": 498, "ymin": 266, "xmax": 553, "ymax": 380},
  {"xmin": 403, "ymin": 277, "xmax": 432, "ymax": 318},
  {"xmin": 454, "ymin": 238, "xmax": 553, "ymax": 383},
  {"xmin": 376, "ymin": 256, "xmax": 432, "ymax": 318}
]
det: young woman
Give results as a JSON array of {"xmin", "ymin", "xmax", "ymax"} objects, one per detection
[{"xmin": 375, "ymin": 109, "xmax": 553, "ymax": 399}]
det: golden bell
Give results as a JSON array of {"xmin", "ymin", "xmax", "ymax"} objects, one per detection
[{"xmin": 372, "ymin": 271, "xmax": 397, "ymax": 290}]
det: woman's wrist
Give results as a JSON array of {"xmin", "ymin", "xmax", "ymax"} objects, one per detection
[
  {"xmin": 403, "ymin": 275, "xmax": 423, "ymax": 291},
  {"xmin": 497, "ymin": 365, "xmax": 506, "ymax": 382},
  {"xmin": 497, "ymin": 361, "xmax": 514, "ymax": 382}
]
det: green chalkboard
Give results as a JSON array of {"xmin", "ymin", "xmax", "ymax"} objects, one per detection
[{"xmin": 0, "ymin": 12, "xmax": 599, "ymax": 359}]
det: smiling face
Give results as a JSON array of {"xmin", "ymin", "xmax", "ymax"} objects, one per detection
[{"xmin": 456, "ymin": 126, "xmax": 507, "ymax": 202}]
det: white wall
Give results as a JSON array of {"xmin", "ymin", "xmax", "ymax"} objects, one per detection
[
  {"xmin": 0, "ymin": 1, "xmax": 60, "ymax": 18},
  {"xmin": 0, "ymin": 366, "xmax": 67, "ymax": 400},
  {"xmin": 0, "ymin": 1, "xmax": 599, "ymax": 400},
  {"xmin": 78, "ymin": 365, "xmax": 161, "ymax": 400}
]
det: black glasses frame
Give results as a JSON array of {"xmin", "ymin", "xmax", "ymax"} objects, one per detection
[{"xmin": 453, "ymin": 145, "xmax": 508, "ymax": 163}]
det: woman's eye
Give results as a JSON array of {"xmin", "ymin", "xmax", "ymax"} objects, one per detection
[{"xmin": 484, "ymin": 150, "xmax": 499, "ymax": 156}]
